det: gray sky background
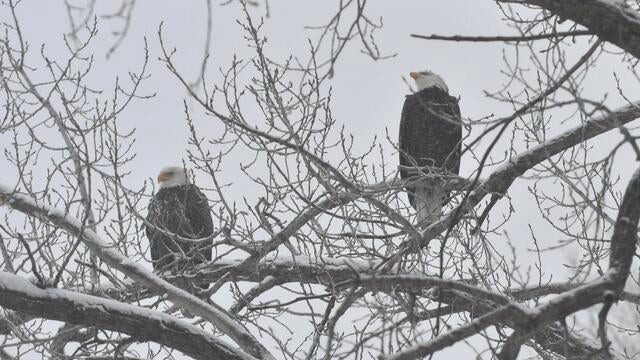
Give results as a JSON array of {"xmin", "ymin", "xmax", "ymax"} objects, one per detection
[{"xmin": 2, "ymin": 1, "xmax": 640, "ymax": 358}]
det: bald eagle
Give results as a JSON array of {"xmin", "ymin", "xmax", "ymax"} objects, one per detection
[
  {"xmin": 399, "ymin": 70, "xmax": 462, "ymax": 227},
  {"xmin": 146, "ymin": 166, "xmax": 213, "ymax": 278}
]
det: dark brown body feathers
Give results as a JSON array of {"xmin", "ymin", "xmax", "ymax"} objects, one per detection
[
  {"xmin": 399, "ymin": 87, "xmax": 462, "ymax": 208},
  {"xmin": 146, "ymin": 184, "xmax": 213, "ymax": 272}
]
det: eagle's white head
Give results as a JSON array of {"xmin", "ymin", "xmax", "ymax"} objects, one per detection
[
  {"xmin": 409, "ymin": 70, "xmax": 449, "ymax": 93},
  {"xmin": 157, "ymin": 166, "xmax": 189, "ymax": 189}
]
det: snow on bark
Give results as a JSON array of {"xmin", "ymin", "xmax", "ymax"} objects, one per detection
[
  {"xmin": 0, "ymin": 272, "xmax": 256, "ymax": 360},
  {"xmin": 514, "ymin": 0, "xmax": 640, "ymax": 58}
]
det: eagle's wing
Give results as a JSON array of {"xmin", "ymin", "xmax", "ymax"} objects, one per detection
[
  {"xmin": 399, "ymin": 95, "xmax": 418, "ymax": 208},
  {"xmin": 443, "ymin": 97, "xmax": 462, "ymax": 175},
  {"xmin": 146, "ymin": 194, "xmax": 170, "ymax": 267},
  {"xmin": 185, "ymin": 185, "xmax": 214, "ymax": 264}
]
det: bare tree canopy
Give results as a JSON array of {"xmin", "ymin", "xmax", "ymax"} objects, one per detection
[{"xmin": 1, "ymin": 1, "xmax": 640, "ymax": 359}]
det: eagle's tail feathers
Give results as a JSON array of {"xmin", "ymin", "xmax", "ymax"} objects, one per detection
[{"xmin": 415, "ymin": 187, "xmax": 445, "ymax": 229}]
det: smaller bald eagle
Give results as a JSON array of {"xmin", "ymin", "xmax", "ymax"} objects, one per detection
[
  {"xmin": 399, "ymin": 70, "xmax": 462, "ymax": 227},
  {"xmin": 146, "ymin": 166, "xmax": 213, "ymax": 277}
]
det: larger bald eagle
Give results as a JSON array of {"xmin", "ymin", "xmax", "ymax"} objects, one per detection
[
  {"xmin": 146, "ymin": 166, "xmax": 213, "ymax": 277},
  {"xmin": 399, "ymin": 70, "xmax": 461, "ymax": 227}
]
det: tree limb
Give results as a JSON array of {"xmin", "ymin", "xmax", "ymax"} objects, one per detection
[
  {"xmin": 0, "ymin": 272, "xmax": 255, "ymax": 360},
  {"xmin": 505, "ymin": 0, "xmax": 640, "ymax": 58}
]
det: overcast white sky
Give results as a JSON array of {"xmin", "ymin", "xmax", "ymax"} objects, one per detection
[{"xmin": 2, "ymin": 1, "xmax": 639, "ymax": 359}]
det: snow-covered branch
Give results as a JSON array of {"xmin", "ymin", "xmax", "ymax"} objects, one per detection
[
  {"xmin": 506, "ymin": 0, "xmax": 640, "ymax": 58},
  {"xmin": 0, "ymin": 272, "xmax": 255, "ymax": 360}
]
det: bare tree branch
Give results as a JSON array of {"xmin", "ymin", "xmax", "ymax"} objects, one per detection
[{"xmin": 503, "ymin": 0, "xmax": 640, "ymax": 58}]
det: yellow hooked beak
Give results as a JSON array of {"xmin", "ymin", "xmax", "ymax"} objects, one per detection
[
  {"xmin": 157, "ymin": 172, "xmax": 171, "ymax": 183},
  {"xmin": 409, "ymin": 72, "xmax": 420, "ymax": 80}
]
